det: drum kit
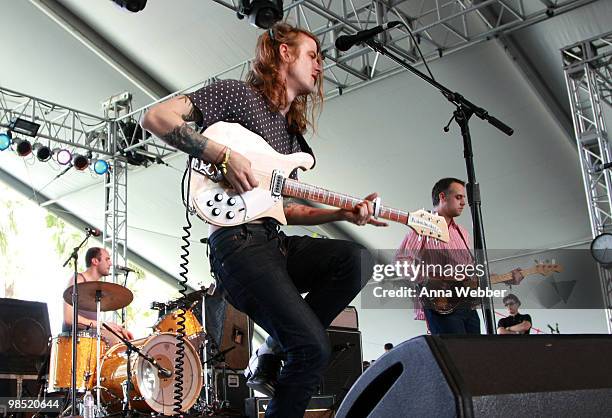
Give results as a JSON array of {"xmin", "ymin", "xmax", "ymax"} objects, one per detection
[{"xmin": 48, "ymin": 281, "xmax": 233, "ymax": 416}]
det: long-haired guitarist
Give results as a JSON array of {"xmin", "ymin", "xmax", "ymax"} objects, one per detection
[{"xmin": 142, "ymin": 22, "xmax": 385, "ymax": 417}]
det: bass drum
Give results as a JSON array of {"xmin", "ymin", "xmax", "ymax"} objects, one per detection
[{"xmin": 100, "ymin": 332, "xmax": 202, "ymax": 414}]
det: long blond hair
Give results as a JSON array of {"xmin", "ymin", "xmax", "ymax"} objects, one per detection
[{"xmin": 246, "ymin": 22, "xmax": 324, "ymax": 135}]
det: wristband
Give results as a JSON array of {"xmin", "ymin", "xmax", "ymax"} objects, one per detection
[{"xmin": 219, "ymin": 148, "xmax": 231, "ymax": 176}]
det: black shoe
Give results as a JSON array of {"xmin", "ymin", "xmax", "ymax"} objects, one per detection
[{"xmin": 245, "ymin": 351, "xmax": 281, "ymax": 397}]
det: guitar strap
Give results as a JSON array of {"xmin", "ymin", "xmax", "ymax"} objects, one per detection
[
  {"xmin": 454, "ymin": 224, "xmax": 475, "ymax": 262},
  {"xmin": 294, "ymin": 132, "xmax": 316, "ymax": 168}
]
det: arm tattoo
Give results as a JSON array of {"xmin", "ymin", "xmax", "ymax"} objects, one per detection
[
  {"xmin": 283, "ymin": 197, "xmax": 297, "ymax": 210},
  {"xmin": 161, "ymin": 122, "xmax": 209, "ymax": 159}
]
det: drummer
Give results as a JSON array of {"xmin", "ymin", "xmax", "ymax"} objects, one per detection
[{"xmin": 63, "ymin": 247, "xmax": 134, "ymax": 346}]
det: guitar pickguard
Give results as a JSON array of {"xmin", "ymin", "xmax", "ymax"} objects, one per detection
[{"xmin": 192, "ymin": 184, "xmax": 281, "ymax": 226}]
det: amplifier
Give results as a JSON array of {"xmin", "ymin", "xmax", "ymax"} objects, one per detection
[
  {"xmin": 213, "ymin": 368, "xmax": 250, "ymax": 414},
  {"xmin": 318, "ymin": 329, "xmax": 362, "ymax": 405}
]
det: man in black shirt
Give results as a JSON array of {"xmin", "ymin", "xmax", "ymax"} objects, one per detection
[
  {"xmin": 142, "ymin": 23, "xmax": 384, "ymax": 418},
  {"xmin": 497, "ymin": 294, "xmax": 532, "ymax": 334}
]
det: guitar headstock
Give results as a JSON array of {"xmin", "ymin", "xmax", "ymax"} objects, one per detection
[
  {"xmin": 534, "ymin": 263, "xmax": 564, "ymax": 276},
  {"xmin": 407, "ymin": 210, "xmax": 450, "ymax": 243}
]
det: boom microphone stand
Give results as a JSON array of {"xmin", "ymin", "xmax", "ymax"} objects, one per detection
[
  {"xmin": 62, "ymin": 229, "xmax": 95, "ymax": 417},
  {"xmin": 363, "ymin": 38, "xmax": 514, "ymax": 334}
]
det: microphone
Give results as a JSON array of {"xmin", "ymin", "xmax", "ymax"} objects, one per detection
[
  {"xmin": 115, "ymin": 265, "xmax": 135, "ymax": 273},
  {"xmin": 593, "ymin": 162, "xmax": 612, "ymax": 172},
  {"xmin": 335, "ymin": 21, "xmax": 402, "ymax": 52},
  {"xmin": 85, "ymin": 227, "xmax": 102, "ymax": 237}
]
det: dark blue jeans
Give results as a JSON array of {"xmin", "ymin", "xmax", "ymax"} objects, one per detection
[
  {"xmin": 424, "ymin": 308, "xmax": 481, "ymax": 335},
  {"xmin": 209, "ymin": 222, "xmax": 373, "ymax": 418}
]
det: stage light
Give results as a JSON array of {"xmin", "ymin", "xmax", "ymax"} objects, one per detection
[
  {"xmin": 14, "ymin": 138, "xmax": 32, "ymax": 157},
  {"xmin": 111, "ymin": 0, "xmax": 147, "ymax": 12},
  {"xmin": 92, "ymin": 159, "xmax": 110, "ymax": 175},
  {"xmin": 54, "ymin": 148, "xmax": 72, "ymax": 165},
  {"xmin": 0, "ymin": 132, "xmax": 11, "ymax": 151},
  {"xmin": 72, "ymin": 154, "xmax": 89, "ymax": 171},
  {"xmin": 33, "ymin": 143, "xmax": 52, "ymax": 162},
  {"xmin": 238, "ymin": 0, "xmax": 283, "ymax": 29},
  {"xmin": 9, "ymin": 117, "xmax": 40, "ymax": 137}
]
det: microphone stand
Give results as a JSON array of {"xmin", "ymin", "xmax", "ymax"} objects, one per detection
[
  {"xmin": 62, "ymin": 230, "xmax": 94, "ymax": 417},
  {"xmin": 120, "ymin": 270, "xmax": 131, "ymax": 325},
  {"xmin": 102, "ymin": 323, "xmax": 173, "ymax": 382},
  {"xmin": 363, "ymin": 39, "xmax": 514, "ymax": 335}
]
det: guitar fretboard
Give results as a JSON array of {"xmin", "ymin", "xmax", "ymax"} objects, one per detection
[
  {"xmin": 282, "ymin": 178, "xmax": 409, "ymax": 224},
  {"xmin": 490, "ymin": 266, "xmax": 550, "ymax": 284}
]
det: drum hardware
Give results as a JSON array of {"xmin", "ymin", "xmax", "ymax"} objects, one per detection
[
  {"xmin": 62, "ymin": 281, "xmax": 134, "ymax": 417},
  {"xmin": 100, "ymin": 332, "xmax": 202, "ymax": 415},
  {"xmin": 102, "ymin": 323, "xmax": 174, "ymax": 414},
  {"xmin": 61, "ymin": 228, "xmax": 97, "ymax": 417}
]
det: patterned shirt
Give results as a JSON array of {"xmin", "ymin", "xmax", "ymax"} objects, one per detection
[{"xmin": 186, "ymin": 79, "xmax": 306, "ymax": 179}]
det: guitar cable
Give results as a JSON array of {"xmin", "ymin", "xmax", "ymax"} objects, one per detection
[{"xmin": 172, "ymin": 158, "xmax": 194, "ymax": 416}]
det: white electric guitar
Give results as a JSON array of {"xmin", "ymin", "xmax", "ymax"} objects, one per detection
[{"xmin": 189, "ymin": 122, "xmax": 450, "ymax": 242}]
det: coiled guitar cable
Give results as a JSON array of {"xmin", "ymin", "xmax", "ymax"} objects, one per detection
[{"xmin": 172, "ymin": 158, "xmax": 195, "ymax": 416}]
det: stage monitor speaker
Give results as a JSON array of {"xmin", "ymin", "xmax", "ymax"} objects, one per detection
[
  {"xmin": 337, "ymin": 334, "xmax": 612, "ymax": 418},
  {"xmin": 0, "ymin": 298, "xmax": 51, "ymax": 374},
  {"xmin": 318, "ymin": 328, "xmax": 362, "ymax": 405}
]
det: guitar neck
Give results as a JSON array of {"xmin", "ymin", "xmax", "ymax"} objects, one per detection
[
  {"xmin": 282, "ymin": 179, "xmax": 410, "ymax": 225},
  {"xmin": 491, "ymin": 266, "xmax": 539, "ymax": 284}
]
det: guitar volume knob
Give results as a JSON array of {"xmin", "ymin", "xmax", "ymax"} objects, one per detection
[
  {"xmin": 214, "ymin": 193, "xmax": 223, "ymax": 202},
  {"xmin": 206, "ymin": 200, "xmax": 214, "ymax": 207},
  {"xmin": 211, "ymin": 208, "xmax": 221, "ymax": 216},
  {"xmin": 226, "ymin": 211, "xmax": 235, "ymax": 219},
  {"xmin": 227, "ymin": 197, "xmax": 236, "ymax": 206}
]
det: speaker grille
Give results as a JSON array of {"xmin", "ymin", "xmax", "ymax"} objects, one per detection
[{"xmin": 319, "ymin": 329, "xmax": 362, "ymax": 404}]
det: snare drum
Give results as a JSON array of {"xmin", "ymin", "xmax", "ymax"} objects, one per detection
[
  {"xmin": 100, "ymin": 332, "xmax": 202, "ymax": 414},
  {"xmin": 47, "ymin": 331, "xmax": 107, "ymax": 392},
  {"xmin": 154, "ymin": 308, "xmax": 205, "ymax": 349}
]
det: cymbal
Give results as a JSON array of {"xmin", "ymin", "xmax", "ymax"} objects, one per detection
[{"xmin": 63, "ymin": 281, "xmax": 133, "ymax": 312}]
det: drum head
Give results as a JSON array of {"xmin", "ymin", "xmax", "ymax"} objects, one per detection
[{"xmin": 136, "ymin": 332, "xmax": 202, "ymax": 414}]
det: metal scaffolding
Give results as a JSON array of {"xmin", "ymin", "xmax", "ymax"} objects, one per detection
[
  {"xmin": 0, "ymin": 0, "xmax": 600, "ymax": 295},
  {"xmin": 0, "ymin": 87, "xmax": 127, "ymax": 284},
  {"xmin": 214, "ymin": 0, "xmax": 596, "ymax": 98},
  {"xmin": 562, "ymin": 30, "xmax": 612, "ymax": 333},
  {"xmin": 113, "ymin": 0, "xmax": 594, "ymax": 166}
]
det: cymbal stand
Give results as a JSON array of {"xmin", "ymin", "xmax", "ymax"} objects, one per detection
[
  {"xmin": 121, "ymin": 344, "xmax": 133, "ymax": 418},
  {"xmin": 95, "ymin": 290, "xmax": 102, "ymax": 416},
  {"xmin": 61, "ymin": 230, "xmax": 95, "ymax": 417},
  {"xmin": 200, "ymin": 291, "xmax": 210, "ymax": 406}
]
